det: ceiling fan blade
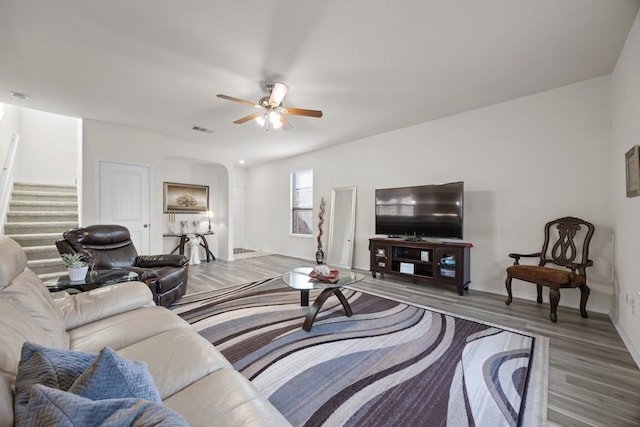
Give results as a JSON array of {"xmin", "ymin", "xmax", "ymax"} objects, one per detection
[
  {"xmin": 217, "ymin": 94, "xmax": 259, "ymax": 108},
  {"xmin": 234, "ymin": 112, "xmax": 263, "ymax": 124},
  {"xmin": 268, "ymin": 82, "xmax": 288, "ymax": 107},
  {"xmin": 281, "ymin": 107, "xmax": 323, "ymax": 118}
]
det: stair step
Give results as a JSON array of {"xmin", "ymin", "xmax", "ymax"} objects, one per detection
[
  {"xmin": 9, "ymin": 200, "xmax": 78, "ymax": 212},
  {"xmin": 6, "ymin": 211, "xmax": 78, "ymax": 222},
  {"xmin": 6, "ymin": 233, "xmax": 65, "ymax": 247},
  {"xmin": 14, "ymin": 182, "xmax": 77, "ymax": 193},
  {"xmin": 4, "ymin": 221, "xmax": 78, "ymax": 235},
  {"xmin": 11, "ymin": 190, "xmax": 77, "ymax": 202},
  {"xmin": 24, "ymin": 245, "xmax": 61, "ymax": 260},
  {"xmin": 28, "ymin": 258, "xmax": 67, "ymax": 276}
]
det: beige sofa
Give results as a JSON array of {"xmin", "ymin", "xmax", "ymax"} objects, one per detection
[{"xmin": 0, "ymin": 236, "xmax": 290, "ymax": 426}]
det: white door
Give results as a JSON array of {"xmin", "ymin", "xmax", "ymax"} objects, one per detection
[
  {"xmin": 99, "ymin": 161, "xmax": 150, "ymax": 253},
  {"xmin": 232, "ymin": 186, "xmax": 245, "ymax": 249}
]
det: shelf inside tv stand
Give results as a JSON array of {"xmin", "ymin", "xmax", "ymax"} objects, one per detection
[{"xmin": 369, "ymin": 238, "xmax": 471, "ymax": 295}]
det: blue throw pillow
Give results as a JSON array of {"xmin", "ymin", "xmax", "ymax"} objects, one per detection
[
  {"xmin": 20, "ymin": 384, "xmax": 188, "ymax": 427},
  {"xmin": 14, "ymin": 342, "xmax": 96, "ymax": 426},
  {"xmin": 69, "ymin": 347, "xmax": 161, "ymax": 402}
]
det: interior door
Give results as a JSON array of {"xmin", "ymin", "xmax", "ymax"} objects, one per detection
[{"xmin": 99, "ymin": 161, "xmax": 150, "ymax": 253}]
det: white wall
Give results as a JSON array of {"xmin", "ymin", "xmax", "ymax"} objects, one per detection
[
  {"xmin": 611, "ymin": 11, "xmax": 640, "ymax": 364},
  {"xmin": 0, "ymin": 104, "xmax": 20, "ymax": 168},
  {"xmin": 14, "ymin": 108, "xmax": 78, "ymax": 185},
  {"xmin": 160, "ymin": 159, "xmax": 226, "ymax": 259},
  {"xmin": 81, "ymin": 120, "xmax": 235, "ymax": 260},
  {"xmin": 0, "ymin": 106, "xmax": 78, "ymax": 186},
  {"xmin": 246, "ymin": 76, "xmax": 614, "ymax": 315}
]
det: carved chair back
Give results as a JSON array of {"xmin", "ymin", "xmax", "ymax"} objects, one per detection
[{"xmin": 539, "ymin": 216, "xmax": 595, "ymax": 276}]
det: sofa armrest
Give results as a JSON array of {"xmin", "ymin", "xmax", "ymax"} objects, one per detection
[
  {"xmin": 54, "ymin": 281, "xmax": 155, "ymax": 330},
  {"xmin": 136, "ymin": 254, "xmax": 188, "ymax": 268}
]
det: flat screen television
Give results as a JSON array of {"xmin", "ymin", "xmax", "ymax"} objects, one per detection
[{"xmin": 375, "ymin": 181, "xmax": 463, "ymax": 240}]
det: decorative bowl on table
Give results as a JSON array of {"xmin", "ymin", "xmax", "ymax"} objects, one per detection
[{"xmin": 309, "ymin": 265, "xmax": 339, "ymax": 283}]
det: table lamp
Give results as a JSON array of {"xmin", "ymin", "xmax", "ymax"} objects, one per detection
[{"xmin": 205, "ymin": 210, "xmax": 213, "ymax": 232}]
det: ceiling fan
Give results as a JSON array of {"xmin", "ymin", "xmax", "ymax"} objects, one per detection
[{"xmin": 217, "ymin": 82, "xmax": 323, "ymax": 131}]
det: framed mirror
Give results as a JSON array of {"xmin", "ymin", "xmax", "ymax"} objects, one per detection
[{"xmin": 326, "ymin": 186, "xmax": 357, "ymax": 268}]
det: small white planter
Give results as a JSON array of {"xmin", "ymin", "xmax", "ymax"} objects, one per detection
[{"xmin": 68, "ymin": 266, "xmax": 89, "ymax": 282}]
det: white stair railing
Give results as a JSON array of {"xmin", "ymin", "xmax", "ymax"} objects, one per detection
[{"xmin": 0, "ymin": 134, "xmax": 20, "ymax": 234}]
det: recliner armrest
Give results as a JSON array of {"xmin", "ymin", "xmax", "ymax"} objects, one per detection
[
  {"xmin": 54, "ymin": 281, "xmax": 155, "ymax": 330},
  {"xmin": 136, "ymin": 254, "xmax": 188, "ymax": 268}
]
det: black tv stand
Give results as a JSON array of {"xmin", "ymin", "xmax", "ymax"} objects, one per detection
[{"xmin": 405, "ymin": 237, "xmax": 423, "ymax": 242}]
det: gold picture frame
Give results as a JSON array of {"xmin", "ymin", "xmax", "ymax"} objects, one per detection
[
  {"xmin": 163, "ymin": 182, "xmax": 209, "ymax": 213},
  {"xmin": 625, "ymin": 145, "xmax": 640, "ymax": 197}
]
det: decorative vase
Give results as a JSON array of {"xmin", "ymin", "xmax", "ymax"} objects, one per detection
[
  {"xmin": 68, "ymin": 265, "xmax": 89, "ymax": 282},
  {"xmin": 315, "ymin": 247, "xmax": 325, "ymax": 264}
]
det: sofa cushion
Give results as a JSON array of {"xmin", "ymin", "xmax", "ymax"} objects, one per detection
[
  {"xmin": 0, "ymin": 302, "xmax": 64, "ymax": 386},
  {"xmin": 20, "ymin": 384, "xmax": 188, "ymax": 427},
  {"xmin": 164, "ymin": 368, "xmax": 292, "ymax": 427},
  {"xmin": 69, "ymin": 347, "xmax": 161, "ymax": 402},
  {"xmin": 0, "ymin": 237, "xmax": 27, "ymax": 291},
  {"xmin": 68, "ymin": 306, "xmax": 190, "ymax": 352},
  {"xmin": 2, "ymin": 268, "xmax": 69, "ymax": 348},
  {"xmin": 13, "ymin": 343, "xmax": 95, "ymax": 426},
  {"xmin": 117, "ymin": 328, "xmax": 232, "ymax": 399},
  {"xmin": 54, "ymin": 281, "xmax": 154, "ymax": 330}
]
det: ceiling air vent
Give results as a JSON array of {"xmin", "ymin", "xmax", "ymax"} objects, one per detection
[{"xmin": 192, "ymin": 125, "xmax": 213, "ymax": 134}]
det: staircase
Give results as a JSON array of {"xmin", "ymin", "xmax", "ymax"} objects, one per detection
[{"xmin": 4, "ymin": 182, "xmax": 79, "ymax": 280}]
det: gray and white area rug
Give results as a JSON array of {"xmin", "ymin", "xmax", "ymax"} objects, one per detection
[{"xmin": 173, "ymin": 279, "xmax": 548, "ymax": 427}]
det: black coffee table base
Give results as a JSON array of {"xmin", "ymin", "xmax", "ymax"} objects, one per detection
[{"xmin": 300, "ymin": 288, "xmax": 353, "ymax": 332}]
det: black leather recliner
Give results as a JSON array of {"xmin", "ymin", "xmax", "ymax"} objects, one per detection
[{"xmin": 56, "ymin": 224, "xmax": 189, "ymax": 307}]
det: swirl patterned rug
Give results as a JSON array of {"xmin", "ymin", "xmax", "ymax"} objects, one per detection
[{"xmin": 172, "ymin": 278, "xmax": 548, "ymax": 427}]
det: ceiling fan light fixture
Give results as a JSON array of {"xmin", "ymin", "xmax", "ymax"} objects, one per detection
[
  {"xmin": 269, "ymin": 82, "xmax": 288, "ymax": 107},
  {"xmin": 255, "ymin": 111, "xmax": 284, "ymax": 130},
  {"xmin": 269, "ymin": 111, "xmax": 283, "ymax": 129}
]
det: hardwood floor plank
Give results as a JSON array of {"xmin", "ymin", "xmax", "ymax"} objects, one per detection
[{"xmin": 183, "ymin": 255, "xmax": 640, "ymax": 426}]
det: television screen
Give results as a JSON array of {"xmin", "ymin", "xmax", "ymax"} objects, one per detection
[{"xmin": 375, "ymin": 181, "xmax": 463, "ymax": 239}]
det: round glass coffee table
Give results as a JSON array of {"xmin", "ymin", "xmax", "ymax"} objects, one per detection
[{"xmin": 282, "ymin": 267, "xmax": 364, "ymax": 331}]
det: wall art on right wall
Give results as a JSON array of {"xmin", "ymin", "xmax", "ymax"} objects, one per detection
[{"xmin": 625, "ymin": 145, "xmax": 639, "ymax": 197}]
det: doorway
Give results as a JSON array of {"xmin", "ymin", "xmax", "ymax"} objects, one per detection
[{"xmin": 99, "ymin": 161, "xmax": 150, "ymax": 253}]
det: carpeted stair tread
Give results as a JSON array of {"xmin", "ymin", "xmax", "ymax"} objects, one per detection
[
  {"xmin": 13, "ymin": 182, "xmax": 76, "ymax": 192},
  {"xmin": 7, "ymin": 182, "xmax": 78, "ymax": 279},
  {"xmin": 23, "ymin": 245, "xmax": 61, "ymax": 260},
  {"xmin": 10, "ymin": 200, "xmax": 78, "ymax": 209}
]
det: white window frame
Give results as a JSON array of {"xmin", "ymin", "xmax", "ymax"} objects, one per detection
[{"xmin": 290, "ymin": 169, "xmax": 313, "ymax": 237}]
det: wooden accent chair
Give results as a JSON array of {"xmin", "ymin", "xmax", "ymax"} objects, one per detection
[{"xmin": 505, "ymin": 217, "xmax": 595, "ymax": 323}]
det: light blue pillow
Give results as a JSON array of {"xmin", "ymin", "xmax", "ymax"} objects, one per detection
[
  {"xmin": 19, "ymin": 384, "xmax": 188, "ymax": 427},
  {"xmin": 69, "ymin": 347, "xmax": 161, "ymax": 402},
  {"xmin": 14, "ymin": 342, "xmax": 96, "ymax": 425}
]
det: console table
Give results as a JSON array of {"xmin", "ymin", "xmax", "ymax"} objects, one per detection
[
  {"xmin": 164, "ymin": 232, "xmax": 216, "ymax": 262},
  {"xmin": 369, "ymin": 238, "xmax": 472, "ymax": 295}
]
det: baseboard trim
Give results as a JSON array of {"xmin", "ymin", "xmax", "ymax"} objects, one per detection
[{"xmin": 608, "ymin": 310, "xmax": 640, "ymax": 370}]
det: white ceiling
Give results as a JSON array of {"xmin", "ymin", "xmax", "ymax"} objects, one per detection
[{"xmin": 0, "ymin": 0, "xmax": 638, "ymax": 167}]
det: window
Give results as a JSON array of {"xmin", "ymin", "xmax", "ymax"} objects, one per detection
[{"xmin": 291, "ymin": 169, "xmax": 313, "ymax": 235}]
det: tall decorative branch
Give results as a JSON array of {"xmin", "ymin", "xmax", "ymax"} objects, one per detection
[{"xmin": 317, "ymin": 197, "xmax": 326, "ymax": 248}]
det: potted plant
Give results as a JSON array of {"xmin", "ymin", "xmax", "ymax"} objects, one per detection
[{"xmin": 61, "ymin": 253, "xmax": 89, "ymax": 281}]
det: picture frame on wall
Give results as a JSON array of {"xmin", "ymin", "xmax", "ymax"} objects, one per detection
[
  {"xmin": 625, "ymin": 145, "xmax": 640, "ymax": 197},
  {"xmin": 163, "ymin": 182, "xmax": 209, "ymax": 213}
]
